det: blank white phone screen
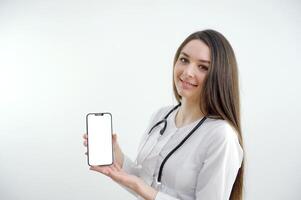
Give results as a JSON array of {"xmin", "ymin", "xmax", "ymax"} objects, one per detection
[{"xmin": 87, "ymin": 113, "xmax": 113, "ymax": 166}]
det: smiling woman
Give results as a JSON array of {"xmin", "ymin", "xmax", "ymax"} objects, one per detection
[
  {"xmin": 173, "ymin": 39, "xmax": 211, "ymax": 105},
  {"xmin": 83, "ymin": 29, "xmax": 244, "ymax": 200}
]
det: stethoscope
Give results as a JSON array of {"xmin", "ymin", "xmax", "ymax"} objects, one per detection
[{"xmin": 141, "ymin": 102, "xmax": 207, "ymax": 184}]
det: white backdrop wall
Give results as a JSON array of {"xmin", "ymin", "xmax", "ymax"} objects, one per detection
[{"xmin": 0, "ymin": 0, "xmax": 300, "ymax": 199}]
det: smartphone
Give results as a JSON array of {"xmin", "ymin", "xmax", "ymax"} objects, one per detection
[{"xmin": 86, "ymin": 112, "xmax": 113, "ymax": 166}]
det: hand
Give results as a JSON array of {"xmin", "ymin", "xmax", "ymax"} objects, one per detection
[
  {"xmin": 82, "ymin": 133, "xmax": 124, "ymax": 167},
  {"xmin": 82, "ymin": 133, "xmax": 158, "ymax": 200},
  {"xmin": 89, "ymin": 162, "xmax": 142, "ymax": 190},
  {"xmin": 90, "ymin": 163, "xmax": 158, "ymax": 200}
]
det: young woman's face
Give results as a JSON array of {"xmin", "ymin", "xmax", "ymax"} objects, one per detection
[{"xmin": 174, "ymin": 39, "xmax": 211, "ymax": 102}]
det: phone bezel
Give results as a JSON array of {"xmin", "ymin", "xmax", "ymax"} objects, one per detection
[{"xmin": 86, "ymin": 112, "xmax": 114, "ymax": 166}]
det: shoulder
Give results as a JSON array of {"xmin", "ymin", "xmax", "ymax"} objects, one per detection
[
  {"xmin": 203, "ymin": 118, "xmax": 242, "ymax": 152},
  {"xmin": 202, "ymin": 118, "xmax": 244, "ymax": 162},
  {"xmin": 204, "ymin": 118, "xmax": 238, "ymax": 141}
]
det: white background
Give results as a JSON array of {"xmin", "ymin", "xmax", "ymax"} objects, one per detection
[{"xmin": 0, "ymin": 0, "xmax": 300, "ymax": 199}]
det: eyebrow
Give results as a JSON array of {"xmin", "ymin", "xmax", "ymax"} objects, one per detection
[{"xmin": 180, "ymin": 52, "xmax": 211, "ymax": 64}]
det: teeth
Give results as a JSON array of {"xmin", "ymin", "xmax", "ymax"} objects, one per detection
[{"xmin": 182, "ymin": 79, "xmax": 196, "ymax": 86}]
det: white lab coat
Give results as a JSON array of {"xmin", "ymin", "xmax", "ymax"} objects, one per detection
[{"xmin": 122, "ymin": 105, "xmax": 243, "ymax": 200}]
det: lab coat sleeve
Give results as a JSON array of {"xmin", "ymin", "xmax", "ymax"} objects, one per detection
[
  {"xmin": 122, "ymin": 154, "xmax": 141, "ymax": 176},
  {"xmin": 120, "ymin": 106, "xmax": 169, "ymax": 197},
  {"xmin": 155, "ymin": 124, "xmax": 243, "ymax": 200},
  {"xmin": 118, "ymin": 154, "xmax": 140, "ymax": 197},
  {"xmin": 121, "ymin": 106, "xmax": 164, "ymax": 175},
  {"xmin": 121, "ymin": 106, "xmax": 165, "ymax": 174},
  {"xmin": 119, "ymin": 155, "xmax": 144, "ymax": 197}
]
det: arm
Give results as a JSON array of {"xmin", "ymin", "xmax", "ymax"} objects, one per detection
[
  {"xmin": 121, "ymin": 106, "xmax": 168, "ymax": 175},
  {"xmin": 90, "ymin": 162, "xmax": 158, "ymax": 200},
  {"xmin": 90, "ymin": 108, "xmax": 163, "ymax": 198},
  {"xmin": 122, "ymin": 154, "xmax": 141, "ymax": 176},
  {"xmin": 87, "ymin": 106, "xmax": 177, "ymax": 199},
  {"xmin": 90, "ymin": 134, "xmax": 242, "ymax": 200}
]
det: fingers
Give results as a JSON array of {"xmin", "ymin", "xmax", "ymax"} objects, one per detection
[
  {"xmin": 89, "ymin": 163, "xmax": 120, "ymax": 174},
  {"xmin": 102, "ymin": 168, "xmax": 110, "ymax": 175},
  {"xmin": 90, "ymin": 166, "xmax": 112, "ymax": 176},
  {"xmin": 83, "ymin": 133, "xmax": 88, "ymax": 156},
  {"xmin": 84, "ymin": 133, "xmax": 117, "ymax": 142},
  {"xmin": 105, "ymin": 163, "xmax": 122, "ymax": 175},
  {"xmin": 112, "ymin": 133, "xmax": 117, "ymax": 142},
  {"xmin": 83, "ymin": 133, "xmax": 88, "ymax": 147},
  {"xmin": 115, "ymin": 163, "xmax": 121, "ymax": 171}
]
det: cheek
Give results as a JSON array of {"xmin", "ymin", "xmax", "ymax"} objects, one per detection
[
  {"xmin": 196, "ymin": 73, "xmax": 206, "ymax": 86},
  {"xmin": 173, "ymin": 64, "xmax": 183, "ymax": 78}
]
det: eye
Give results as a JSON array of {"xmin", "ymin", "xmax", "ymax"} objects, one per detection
[
  {"xmin": 179, "ymin": 57, "xmax": 189, "ymax": 64},
  {"xmin": 198, "ymin": 65, "xmax": 208, "ymax": 71}
]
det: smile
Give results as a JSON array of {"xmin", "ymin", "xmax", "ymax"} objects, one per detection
[{"xmin": 180, "ymin": 78, "xmax": 198, "ymax": 87}]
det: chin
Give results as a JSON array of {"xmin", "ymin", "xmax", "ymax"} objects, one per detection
[
  {"xmin": 176, "ymin": 87, "xmax": 200, "ymax": 101},
  {"xmin": 177, "ymin": 89, "xmax": 193, "ymax": 99}
]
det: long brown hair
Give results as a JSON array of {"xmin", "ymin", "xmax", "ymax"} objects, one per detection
[{"xmin": 172, "ymin": 29, "xmax": 244, "ymax": 200}]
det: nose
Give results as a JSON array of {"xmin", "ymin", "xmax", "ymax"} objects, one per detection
[{"xmin": 183, "ymin": 64, "xmax": 196, "ymax": 78}]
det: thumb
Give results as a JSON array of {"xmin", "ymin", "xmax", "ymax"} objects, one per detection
[{"xmin": 112, "ymin": 133, "xmax": 117, "ymax": 142}]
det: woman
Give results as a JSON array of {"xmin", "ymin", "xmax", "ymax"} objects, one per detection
[{"xmin": 83, "ymin": 29, "xmax": 244, "ymax": 200}]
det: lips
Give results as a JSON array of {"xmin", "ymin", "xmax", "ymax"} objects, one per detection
[{"xmin": 180, "ymin": 78, "xmax": 198, "ymax": 87}]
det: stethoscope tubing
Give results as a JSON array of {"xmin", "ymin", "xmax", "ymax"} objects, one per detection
[
  {"xmin": 157, "ymin": 116, "xmax": 207, "ymax": 183},
  {"xmin": 139, "ymin": 103, "xmax": 207, "ymax": 184}
]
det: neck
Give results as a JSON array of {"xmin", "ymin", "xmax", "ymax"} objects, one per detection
[{"xmin": 175, "ymin": 98, "xmax": 205, "ymax": 128}]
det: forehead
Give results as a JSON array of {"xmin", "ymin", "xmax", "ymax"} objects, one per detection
[{"xmin": 181, "ymin": 39, "xmax": 211, "ymax": 62}]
